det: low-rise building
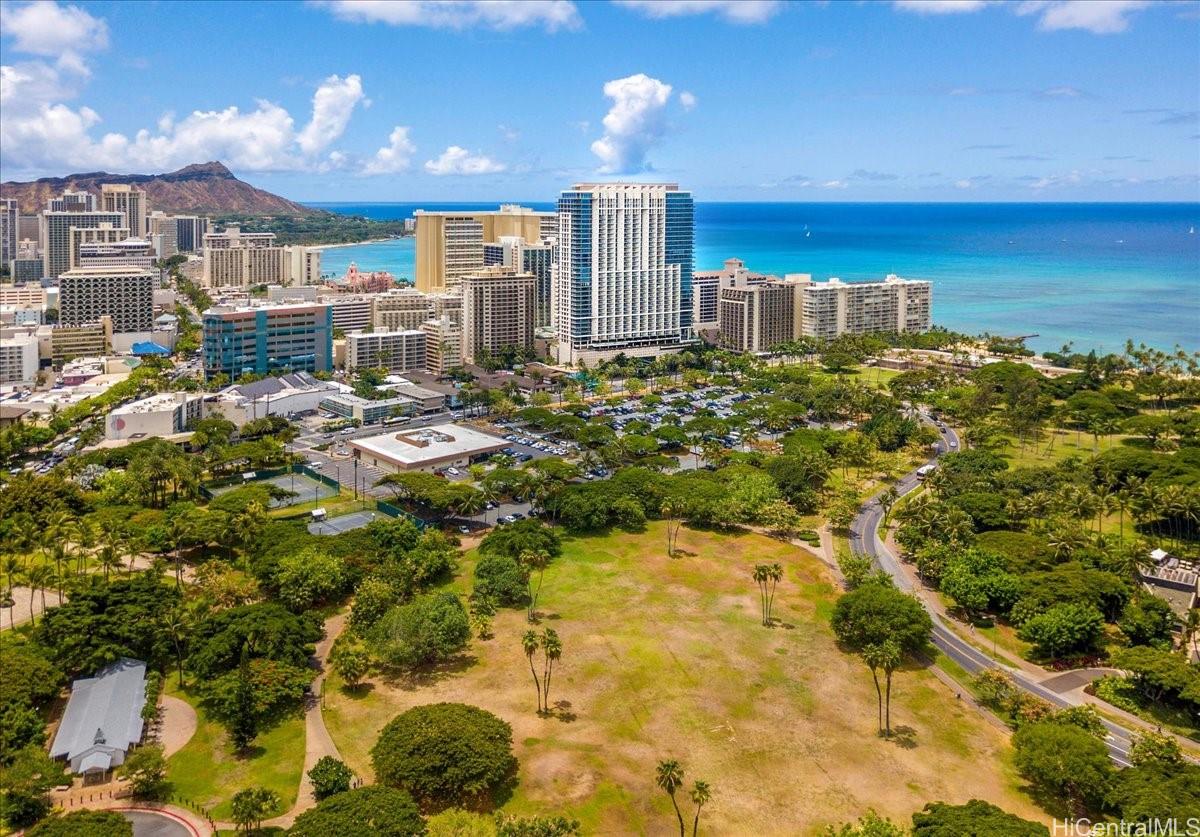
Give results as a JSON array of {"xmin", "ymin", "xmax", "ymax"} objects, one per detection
[
  {"xmin": 51, "ymin": 321, "xmax": 109, "ymax": 365},
  {"xmin": 106, "ymin": 391, "xmax": 205, "ymax": 440},
  {"xmin": 0, "ymin": 333, "xmax": 39, "ymax": 386},
  {"xmin": 350, "ymin": 423, "xmax": 506, "ymax": 473},
  {"xmin": 50, "ymin": 658, "xmax": 147, "ymax": 779},
  {"xmin": 209, "ymin": 372, "xmax": 338, "ymax": 424},
  {"xmin": 319, "ymin": 392, "xmax": 419, "ymax": 425}
]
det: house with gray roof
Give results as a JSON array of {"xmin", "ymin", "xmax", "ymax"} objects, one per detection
[{"xmin": 50, "ymin": 658, "xmax": 147, "ymax": 778}]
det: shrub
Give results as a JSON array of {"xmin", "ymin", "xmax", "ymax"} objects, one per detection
[
  {"xmin": 1017, "ymin": 603, "xmax": 1104, "ymax": 659},
  {"xmin": 290, "ymin": 786, "xmax": 426, "ymax": 836},
  {"xmin": 26, "ymin": 810, "xmax": 131, "ymax": 836},
  {"xmin": 371, "ymin": 703, "xmax": 516, "ymax": 811},
  {"xmin": 472, "ymin": 555, "xmax": 527, "ymax": 608},
  {"xmin": 308, "ymin": 756, "xmax": 354, "ymax": 801}
]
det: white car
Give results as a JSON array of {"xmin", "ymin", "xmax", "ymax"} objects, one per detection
[{"xmin": 446, "ymin": 467, "xmax": 461, "ymax": 476}]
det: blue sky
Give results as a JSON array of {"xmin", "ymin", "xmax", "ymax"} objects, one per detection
[{"xmin": 2, "ymin": 0, "xmax": 1198, "ymax": 202}]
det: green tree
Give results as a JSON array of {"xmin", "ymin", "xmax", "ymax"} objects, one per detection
[
  {"xmin": 823, "ymin": 809, "xmax": 905, "ymax": 837},
  {"xmin": 540, "ymin": 628, "xmax": 562, "ymax": 714},
  {"xmin": 862, "ymin": 640, "xmax": 901, "ymax": 736},
  {"xmin": 836, "ymin": 551, "xmax": 873, "ymax": 591},
  {"xmin": 118, "ymin": 744, "xmax": 169, "ymax": 800},
  {"xmin": 473, "ymin": 554, "xmax": 528, "ymax": 608},
  {"xmin": 495, "ymin": 813, "xmax": 581, "ymax": 836},
  {"xmin": 371, "ymin": 703, "xmax": 516, "ymax": 812},
  {"xmin": 655, "ymin": 759, "xmax": 686, "ymax": 837},
  {"xmin": 910, "ymin": 799, "xmax": 1049, "ymax": 836},
  {"xmin": 308, "ymin": 755, "xmax": 354, "ymax": 801},
  {"xmin": 350, "ymin": 577, "xmax": 399, "ymax": 633},
  {"xmin": 1119, "ymin": 596, "xmax": 1177, "ymax": 648},
  {"xmin": 289, "ymin": 786, "xmax": 426, "ymax": 837},
  {"xmin": 368, "ymin": 592, "xmax": 471, "ymax": 669},
  {"xmin": 688, "ymin": 780, "xmax": 712, "ymax": 837},
  {"xmin": 1013, "ymin": 720, "xmax": 1114, "ymax": 815},
  {"xmin": 1128, "ymin": 730, "xmax": 1184, "ymax": 768},
  {"xmin": 230, "ymin": 785, "xmax": 281, "ymax": 831},
  {"xmin": 330, "ymin": 639, "xmax": 371, "ymax": 688},
  {"xmin": 519, "ymin": 549, "xmax": 550, "ymax": 622},
  {"xmin": 1017, "ymin": 603, "xmax": 1104, "ymax": 659},
  {"xmin": 230, "ymin": 650, "xmax": 259, "ymax": 751},
  {"xmin": 0, "ymin": 746, "xmax": 66, "ymax": 828},
  {"xmin": 274, "ymin": 548, "xmax": 347, "ymax": 612},
  {"xmin": 831, "ymin": 583, "xmax": 932, "ymax": 655}
]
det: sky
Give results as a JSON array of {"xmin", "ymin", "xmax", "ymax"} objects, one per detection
[{"xmin": 1, "ymin": 0, "xmax": 1198, "ymax": 203}]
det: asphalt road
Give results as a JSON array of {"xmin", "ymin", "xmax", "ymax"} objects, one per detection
[{"xmin": 850, "ymin": 418, "xmax": 1136, "ymax": 766}]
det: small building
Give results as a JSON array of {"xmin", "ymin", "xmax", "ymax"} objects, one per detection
[
  {"xmin": 50, "ymin": 658, "xmax": 147, "ymax": 780},
  {"xmin": 319, "ymin": 392, "xmax": 420, "ymax": 425},
  {"xmin": 350, "ymin": 422, "xmax": 506, "ymax": 473},
  {"xmin": 107, "ymin": 391, "xmax": 205, "ymax": 440},
  {"xmin": 1140, "ymin": 548, "xmax": 1199, "ymax": 619}
]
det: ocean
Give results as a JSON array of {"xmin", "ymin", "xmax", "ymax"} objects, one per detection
[{"xmin": 309, "ymin": 202, "xmax": 1200, "ymax": 355}]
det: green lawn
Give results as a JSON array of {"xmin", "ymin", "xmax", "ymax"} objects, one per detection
[
  {"xmin": 998, "ymin": 429, "xmax": 1128, "ymax": 469},
  {"xmin": 165, "ymin": 681, "xmax": 305, "ymax": 821},
  {"xmin": 324, "ymin": 522, "xmax": 1045, "ymax": 834}
]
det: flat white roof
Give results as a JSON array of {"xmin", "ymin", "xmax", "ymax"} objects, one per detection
[{"xmin": 351, "ymin": 422, "xmax": 505, "ymax": 466}]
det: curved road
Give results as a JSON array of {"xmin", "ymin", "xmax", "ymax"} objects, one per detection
[{"xmin": 850, "ymin": 417, "xmax": 1135, "ymax": 766}]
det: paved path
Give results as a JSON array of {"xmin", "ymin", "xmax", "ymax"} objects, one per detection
[
  {"xmin": 849, "ymin": 418, "xmax": 1146, "ymax": 766},
  {"xmin": 0, "ymin": 586, "xmax": 62, "ymax": 631},
  {"xmin": 213, "ymin": 611, "xmax": 349, "ymax": 831},
  {"xmin": 158, "ymin": 694, "xmax": 198, "ymax": 758}
]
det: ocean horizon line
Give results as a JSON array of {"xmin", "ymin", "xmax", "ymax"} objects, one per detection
[{"xmin": 303, "ymin": 199, "xmax": 1200, "ymax": 207}]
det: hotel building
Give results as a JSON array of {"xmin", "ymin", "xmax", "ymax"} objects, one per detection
[
  {"xmin": 461, "ymin": 268, "xmax": 536, "ymax": 365},
  {"xmin": 100, "ymin": 184, "xmax": 149, "ymax": 238},
  {"xmin": 41, "ymin": 210, "xmax": 125, "ymax": 280},
  {"xmin": 800, "ymin": 275, "xmax": 932, "ymax": 340},
  {"xmin": 174, "ymin": 216, "xmax": 209, "ymax": 253},
  {"xmin": 202, "ymin": 302, "xmax": 333, "ymax": 379},
  {"xmin": 346, "ymin": 329, "xmax": 428, "ymax": 374},
  {"xmin": 48, "ymin": 191, "xmax": 95, "ymax": 212},
  {"xmin": 421, "ymin": 317, "xmax": 462, "ymax": 374},
  {"xmin": 58, "ymin": 266, "xmax": 155, "ymax": 333},
  {"xmin": 373, "ymin": 287, "xmax": 435, "ymax": 331},
  {"xmin": 553, "ymin": 182, "xmax": 694, "ymax": 365},
  {"xmin": 484, "ymin": 236, "xmax": 554, "ymax": 328},
  {"xmin": 693, "ymin": 258, "xmax": 770, "ymax": 333},
  {"xmin": 201, "ymin": 226, "xmax": 317, "ymax": 288},
  {"xmin": 1, "ymin": 199, "xmax": 17, "ymax": 267},
  {"xmin": 77, "ymin": 239, "xmax": 157, "ymax": 272},
  {"xmin": 148, "ymin": 211, "xmax": 179, "ymax": 258},
  {"xmin": 718, "ymin": 277, "xmax": 809, "ymax": 354},
  {"xmin": 414, "ymin": 204, "xmax": 555, "ymax": 292}
]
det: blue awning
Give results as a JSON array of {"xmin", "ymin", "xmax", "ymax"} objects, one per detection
[{"xmin": 131, "ymin": 341, "xmax": 170, "ymax": 356}]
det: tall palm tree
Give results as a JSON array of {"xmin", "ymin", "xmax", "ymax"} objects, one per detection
[
  {"xmin": 540, "ymin": 628, "xmax": 561, "ymax": 713},
  {"xmin": 520, "ymin": 549, "xmax": 549, "ymax": 621},
  {"xmin": 522, "ymin": 630, "xmax": 542, "ymax": 713},
  {"xmin": 689, "ymin": 780, "xmax": 712, "ymax": 837},
  {"xmin": 1113, "ymin": 490, "xmax": 1134, "ymax": 541},
  {"xmin": 655, "ymin": 759, "xmax": 686, "ymax": 837},
  {"xmin": 2, "ymin": 556, "xmax": 23, "ymax": 630}
]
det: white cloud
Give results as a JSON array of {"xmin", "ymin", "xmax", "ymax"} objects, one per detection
[
  {"xmin": 315, "ymin": 0, "xmax": 581, "ymax": 31},
  {"xmin": 1029, "ymin": 170, "xmax": 1084, "ymax": 189},
  {"xmin": 1038, "ymin": 85, "xmax": 1083, "ymax": 98},
  {"xmin": 892, "ymin": 0, "xmax": 989, "ymax": 15},
  {"xmin": 0, "ymin": 1, "xmax": 108, "ymax": 74},
  {"xmin": 363, "ymin": 126, "xmax": 417, "ymax": 174},
  {"xmin": 821, "ymin": 180, "xmax": 848, "ymax": 189},
  {"xmin": 613, "ymin": 0, "xmax": 782, "ymax": 24},
  {"xmin": 297, "ymin": 74, "xmax": 365, "ymax": 155},
  {"xmin": 498, "ymin": 123, "xmax": 520, "ymax": 142},
  {"xmin": 955, "ymin": 178, "xmax": 975, "ymax": 189},
  {"xmin": 424, "ymin": 146, "xmax": 506, "ymax": 176},
  {"xmin": 679, "ymin": 91, "xmax": 698, "ymax": 111},
  {"xmin": 590, "ymin": 73, "xmax": 674, "ymax": 174},
  {"xmin": 1017, "ymin": 0, "xmax": 1150, "ymax": 34}
]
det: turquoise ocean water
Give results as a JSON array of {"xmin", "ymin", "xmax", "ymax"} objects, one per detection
[{"xmin": 310, "ymin": 202, "xmax": 1200, "ymax": 355}]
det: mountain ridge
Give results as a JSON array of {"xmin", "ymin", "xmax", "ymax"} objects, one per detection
[{"xmin": 0, "ymin": 161, "xmax": 321, "ymax": 216}]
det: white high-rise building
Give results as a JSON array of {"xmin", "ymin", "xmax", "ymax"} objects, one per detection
[
  {"xmin": 101, "ymin": 184, "xmax": 149, "ymax": 238},
  {"xmin": 0, "ymin": 198, "xmax": 18, "ymax": 268},
  {"xmin": 553, "ymin": 182, "xmax": 694, "ymax": 365},
  {"xmin": 41, "ymin": 210, "xmax": 125, "ymax": 280}
]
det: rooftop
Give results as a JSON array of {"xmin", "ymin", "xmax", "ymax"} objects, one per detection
[
  {"xmin": 50, "ymin": 658, "xmax": 146, "ymax": 773},
  {"xmin": 351, "ymin": 422, "xmax": 505, "ymax": 466}
]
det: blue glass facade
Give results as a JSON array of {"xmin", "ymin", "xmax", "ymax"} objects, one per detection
[
  {"xmin": 665, "ymin": 190, "xmax": 694, "ymax": 335},
  {"xmin": 203, "ymin": 305, "xmax": 333, "ymax": 379},
  {"xmin": 557, "ymin": 191, "xmax": 593, "ymax": 343}
]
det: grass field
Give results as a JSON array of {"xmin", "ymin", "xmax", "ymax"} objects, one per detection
[
  {"xmin": 165, "ymin": 682, "xmax": 305, "ymax": 821},
  {"xmin": 324, "ymin": 523, "xmax": 1043, "ymax": 834},
  {"xmin": 998, "ymin": 429, "xmax": 1128, "ymax": 469}
]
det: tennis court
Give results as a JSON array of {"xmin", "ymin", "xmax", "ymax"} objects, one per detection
[
  {"xmin": 308, "ymin": 509, "xmax": 379, "ymax": 535},
  {"xmin": 211, "ymin": 471, "xmax": 340, "ymax": 508}
]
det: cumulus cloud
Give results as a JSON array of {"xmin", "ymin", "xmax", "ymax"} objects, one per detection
[
  {"xmin": 315, "ymin": 0, "xmax": 582, "ymax": 31},
  {"xmin": 613, "ymin": 0, "xmax": 782, "ymax": 24},
  {"xmin": 363, "ymin": 126, "xmax": 417, "ymax": 174},
  {"xmin": 590, "ymin": 73, "xmax": 675, "ymax": 174},
  {"xmin": 821, "ymin": 180, "xmax": 848, "ymax": 189},
  {"xmin": 955, "ymin": 179, "xmax": 975, "ymax": 189},
  {"xmin": 1016, "ymin": 0, "xmax": 1150, "ymax": 34},
  {"xmin": 297, "ymin": 74, "xmax": 365, "ymax": 155},
  {"xmin": 0, "ymin": 1, "xmax": 108, "ymax": 74},
  {"xmin": 424, "ymin": 146, "xmax": 506, "ymax": 176},
  {"xmin": 1029, "ymin": 170, "xmax": 1084, "ymax": 189},
  {"xmin": 892, "ymin": 0, "xmax": 990, "ymax": 15},
  {"xmin": 679, "ymin": 91, "xmax": 698, "ymax": 111}
]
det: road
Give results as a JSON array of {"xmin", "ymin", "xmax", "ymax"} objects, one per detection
[{"xmin": 850, "ymin": 419, "xmax": 1136, "ymax": 766}]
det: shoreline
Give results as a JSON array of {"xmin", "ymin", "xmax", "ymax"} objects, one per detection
[{"xmin": 308, "ymin": 236, "xmax": 406, "ymax": 251}]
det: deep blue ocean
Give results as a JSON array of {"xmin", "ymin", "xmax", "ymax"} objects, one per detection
[{"xmin": 309, "ymin": 202, "xmax": 1200, "ymax": 355}]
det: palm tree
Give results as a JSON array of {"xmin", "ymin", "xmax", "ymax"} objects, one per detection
[
  {"xmin": 540, "ymin": 628, "xmax": 562, "ymax": 714},
  {"xmin": 520, "ymin": 549, "xmax": 549, "ymax": 621},
  {"xmin": 96, "ymin": 533, "xmax": 123, "ymax": 580},
  {"xmin": 1113, "ymin": 490, "xmax": 1134, "ymax": 541},
  {"xmin": 752, "ymin": 565, "xmax": 770, "ymax": 626},
  {"xmin": 867, "ymin": 639, "xmax": 902, "ymax": 736},
  {"xmin": 765, "ymin": 563, "xmax": 783, "ymax": 625},
  {"xmin": 655, "ymin": 759, "xmax": 686, "ymax": 837},
  {"xmin": 862, "ymin": 643, "xmax": 886, "ymax": 732},
  {"xmin": 455, "ymin": 491, "xmax": 485, "ymax": 524},
  {"xmin": 689, "ymin": 780, "xmax": 712, "ymax": 837},
  {"xmin": 878, "ymin": 486, "xmax": 899, "ymax": 524},
  {"xmin": 522, "ymin": 630, "xmax": 543, "ymax": 713},
  {"xmin": 27, "ymin": 563, "xmax": 54, "ymax": 616},
  {"xmin": 2, "ymin": 556, "xmax": 23, "ymax": 630}
]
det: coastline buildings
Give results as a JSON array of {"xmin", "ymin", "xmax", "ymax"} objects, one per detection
[
  {"xmin": 460, "ymin": 267, "xmax": 536, "ymax": 365},
  {"xmin": 414, "ymin": 204, "xmax": 555, "ymax": 292},
  {"xmin": 693, "ymin": 258, "xmax": 770, "ymax": 333},
  {"xmin": 553, "ymin": 182, "xmax": 694, "ymax": 365},
  {"xmin": 201, "ymin": 226, "xmax": 319, "ymax": 289},
  {"xmin": 711, "ymin": 263, "xmax": 933, "ymax": 353},
  {"xmin": 202, "ymin": 302, "xmax": 333, "ymax": 379}
]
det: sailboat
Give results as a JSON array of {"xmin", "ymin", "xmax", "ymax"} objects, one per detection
[{"xmin": 1190, "ymin": 225, "xmax": 1196, "ymax": 235}]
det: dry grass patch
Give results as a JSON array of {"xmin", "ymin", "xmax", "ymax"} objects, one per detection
[{"xmin": 325, "ymin": 522, "xmax": 1043, "ymax": 834}]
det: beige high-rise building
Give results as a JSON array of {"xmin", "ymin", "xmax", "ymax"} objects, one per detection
[
  {"xmin": 429, "ymin": 291, "xmax": 462, "ymax": 326},
  {"xmin": 346, "ymin": 329, "xmax": 427, "ymax": 373},
  {"xmin": 101, "ymin": 184, "xmax": 149, "ymax": 238},
  {"xmin": 414, "ymin": 204, "xmax": 555, "ymax": 292},
  {"xmin": 69, "ymin": 223, "xmax": 130, "ymax": 269},
  {"xmin": 372, "ymin": 288, "xmax": 434, "ymax": 331},
  {"xmin": 800, "ymin": 275, "xmax": 932, "ymax": 341},
  {"xmin": 460, "ymin": 268, "xmax": 536, "ymax": 365},
  {"xmin": 421, "ymin": 317, "xmax": 462, "ymax": 374},
  {"xmin": 58, "ymin": 266, "xmax": 155, "ymax": 333},
  {"xmin": 148, "ymin": 211, "xmax": 179, "ymax": 257},
  {"xmin": 41, "ymin": 211, "xmax": 125, "ymax": 280},
  {"xmin": 201, "ymin": 226, "xmax": 314, "ymax": 288},
  {"xmin": 713, "ymin": 265, "xmax": 932, "ymax": 352},
  {"xmin": 693, "ymin": 258, "xmax": 771, "ymax": 332}
]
